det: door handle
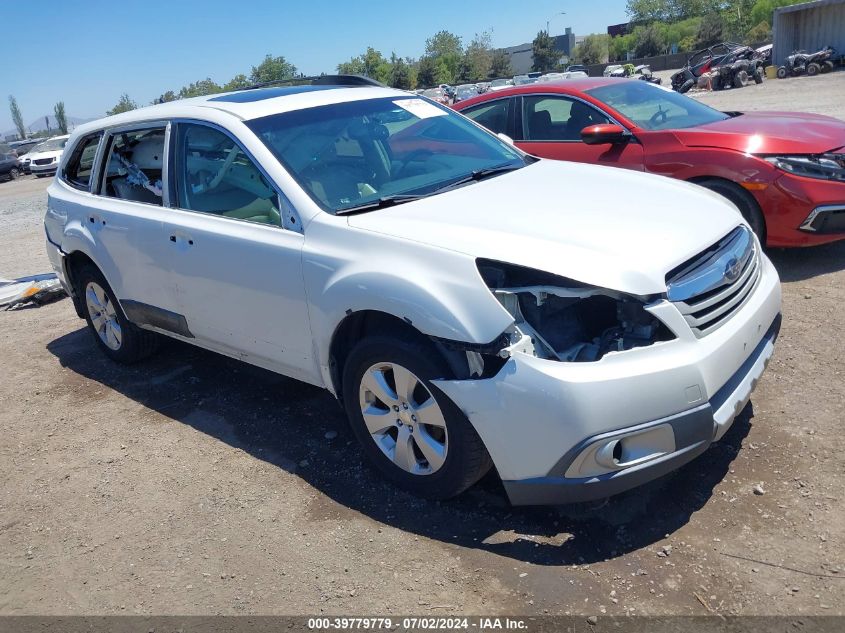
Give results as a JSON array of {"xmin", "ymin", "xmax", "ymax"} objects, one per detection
[{"xmin": 169, "ymin": 235, "xmax": 176, "ymax": 242}]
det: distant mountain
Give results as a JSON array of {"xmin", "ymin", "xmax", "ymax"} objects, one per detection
[{"xmin": 2, "ymin": 114, "xmax": 95, "ymax": 140}]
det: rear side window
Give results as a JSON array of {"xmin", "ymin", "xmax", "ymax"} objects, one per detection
[
  {"xmin": 100, "ymin": 128, "xmax": 167, "ymax": 206},
  {"xmin": 461, "ymin": 99, "xmax": 511, "ymax": 135},
  {"xmin": 63, "ymin": 133, "xmax": 102, "ymax": 191}
]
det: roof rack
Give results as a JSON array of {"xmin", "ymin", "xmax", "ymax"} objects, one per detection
[{"xmin": 239, "ymin": 74, "xmax": 385, "ymax": 91}]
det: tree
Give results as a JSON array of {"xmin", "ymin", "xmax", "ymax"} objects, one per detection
[
  {"xmin": 249, "ymin": 54, "xmax": 297, "ymax": 84},
  {"xmin": 575, "ymin": 34, "xmax": 610, "ymax": 65},
  {"xmin": 223, "ymin": 74, "xmax": 251, "ymax": 91},
  {"xmin": 424, "ymin": 31, "xmax": 462, "ymax": 83},
  {"xmin": 695, "ymin": 11, "xmax": 724, "ymax": 47},
  {"xmin": 745, "ymin": 19, "xmax": 772, "ymax": 43},
  {"xmin": 178, "ymin": 78, "xmax": 222, "ymax": 99},
  {"xmin": 389, "ymin": 54, "xmax": 412, "ymax": 90},
  {"xmin": 532, "ymin": 30, "xmax": 559, "ymax": 72},
  {"xmin": 53, "ymin": 101, "xmax": 68, "ymax": 134},
  {"xmin": 610, "ymin": 33, "xmax": 637, "ymax": 61},
  {"xmin": 460, "ymin": 31, "xmax": 494, "ymax": 82},
  {"xmin": 634, "ymin": 23, "xmax": 668, "ymax": 57},
  {"xmin": 489, "ymin": 49, "xmax": 512, "ymax": 78},
  {"xmin": 417, "ymin": 56, "xmax": 438, "ymax": 87},
  {"xmin": 750, "ymin": 0, "xmax": 804, "ymax": 26},
  {"xmin": 156, "ymin": 90, "xmax": 178, "ymax": 103},
  {"xmin": 337, "ymin": 47, "xmax": 390, "ymax": 83},
  {"xmin": 9, "ymin": 95, "xmax": 26, "ymax": 139},
  {"xmin": 106, "ymin": 93, "xmax": 137, "ymax": 116}
]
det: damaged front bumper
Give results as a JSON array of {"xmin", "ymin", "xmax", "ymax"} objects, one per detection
[{"xmin": 432, "ymin": 256, "xmax": 782, "ymax": 506}]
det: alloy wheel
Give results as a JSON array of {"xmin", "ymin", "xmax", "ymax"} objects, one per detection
[
  {"xmin": 358, "ymin": 362, "xmax": 448, "ymax": 475},
  {"xmin": 85, "ymin": 281, "xmax": 122, "ymax": 351}
]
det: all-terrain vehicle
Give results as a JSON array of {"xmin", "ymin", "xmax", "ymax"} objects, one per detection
[
  {"xmin": 777, "ymin": 45, "xmax": 839, "ymax": 78},
  {"xmin": 709, "ymin": 46, "xmax": 765, "ymax": 89},
  {"xmin": 671, "ymin": 42, "xmax": 745, "ymax": 93}
]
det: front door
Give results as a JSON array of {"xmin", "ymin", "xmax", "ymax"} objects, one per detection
[
  {"xmin": 516, "ymin": 95, "xmax": 645, "ymax": 170},
  {"xmin": 164, "ymin": 121, "xmax": 316, "ymax": 383}
]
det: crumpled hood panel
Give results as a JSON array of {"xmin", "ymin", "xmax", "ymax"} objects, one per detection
[
  {"xmin": 348, "ymin": 160, "xmax": 743, "ymax": 296},
  {"xmin": 675, "ymin": 111, "xmax": 845, "ymax": 155}
]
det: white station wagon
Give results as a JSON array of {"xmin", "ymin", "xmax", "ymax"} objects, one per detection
[{"xmin": 44, "ymin": 76, "xmax": 782, "ymax": 505}]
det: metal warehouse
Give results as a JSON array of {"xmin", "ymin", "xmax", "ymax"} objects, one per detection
[{"xmin": 772, "ymin": 0, "xmax": 845, "ymax": 66}]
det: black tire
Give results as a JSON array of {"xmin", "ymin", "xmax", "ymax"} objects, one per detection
[
  {"xmin": 821, "ymin": 61, "xmax": 834, "ymax": 73},
  {"xmin": 9, "ymin": 167, "xmax": 20, "ymax": 180},
  {"xmin": 753, "ymin": 68, "xmax": 764, "ymax": 84},
  {"xmin": 35, "ymin": 174, "xmax": 47, "ymax": 178},
  {"xmin": 342, "ymin": 335, "xmax": 492, "ymax": 500},
  {"xmin": 697, "ymin": 179, "xmax": 767, "ymax": 245},
  {"xmin": 733, "ymin": 70, "xmax": 749, "ymax": 88},
  {"xmin": 678, "ymin": 78, "xmax": 695, "ymax": 94},
  {"xmin": 76, "ymin": 264, "xmax": 159, "ymax": 364},
  {"xmin": 807, "ymin": 62, "xmax": 820, "ymax": 76},
  {"xmin": 776, "ymin": 66, "xmax": 788, "ymax": 79}
]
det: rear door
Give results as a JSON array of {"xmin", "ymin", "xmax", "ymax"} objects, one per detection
[
  {"xmin": 163, "ymin": 120, "xmax": 315, "ymax": 382},
  {"xmin": 514, "ymin": 95, "xmax": 645, "ymax": 170},
  {"xmin": 458, "ymin": 97, "xmax": 516, "ymax": 139}
]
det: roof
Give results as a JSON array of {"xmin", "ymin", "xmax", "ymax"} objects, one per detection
[
  {"xmin": 454, "ymin": 77, "xmax": 625, "ymax": 109},
  {"xmin": 774, "ymin": 0, "xmax": 845, "ymax": 15},
  {"xmin": 70, "ymin": 84, "xmax": 409, "ymax": 138}
]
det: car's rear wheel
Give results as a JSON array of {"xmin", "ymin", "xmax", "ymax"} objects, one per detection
[
  {"xmin": 807, "ymin": 62, "xmax": 820, "ymax": 76},
  {"xmin": 697, "ymin": 179, "xmax": 767, "ymax": 246},
  {"xmin": 342, "ymin": 335, "xmax": 492, "ymax": 500},
  {"xmin": 776, "ymin": 66, "xmax": 788, "ymax": 79},
  {"xmin": 76, "ymin": 264, "xmax": 159, "ymax": 363},
  {"xmin": 9, "ymin": 168, "xmax": 20, "ymax": 180}
]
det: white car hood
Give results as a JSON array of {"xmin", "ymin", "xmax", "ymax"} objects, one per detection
[{"xmin": 348, "ymin": 160, "xmax": 744, "ymax": 296}]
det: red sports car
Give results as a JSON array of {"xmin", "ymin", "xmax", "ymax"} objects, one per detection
[{"xmin": 453, "ymin": 78, "xmax": 845, "ymax": 247}]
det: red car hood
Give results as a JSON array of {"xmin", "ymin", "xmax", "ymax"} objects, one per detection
[{"xmin": 673, "ymin": 111, "xmax": 845, "ymax": 155}]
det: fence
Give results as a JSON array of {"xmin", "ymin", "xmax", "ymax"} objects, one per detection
[{"xmin": 585, "ymin": 52, "xmax": 689, "ymax": 76}]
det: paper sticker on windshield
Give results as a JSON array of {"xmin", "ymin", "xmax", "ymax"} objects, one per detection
[{"xmin": 393, "ymin": 99, "xmax": 447, "ymax": 119}]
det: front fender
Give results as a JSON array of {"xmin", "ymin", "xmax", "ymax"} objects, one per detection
[{"xmin": 304, "ymin": 236, "xmax": 514, "ymax": 380}]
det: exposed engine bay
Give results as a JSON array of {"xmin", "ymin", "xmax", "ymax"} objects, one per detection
[{"xmin": 477, "ymin": 259, "xmax": 674, "ymax": 363}]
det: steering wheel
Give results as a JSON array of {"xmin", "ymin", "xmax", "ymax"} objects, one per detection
[
  {"xmin": 649, "ymin": 108, "xmax": 668, "ymax": 126},
  {"xmin": 395, "ymin": 149, "xmax": 434, "ymax": 178}
]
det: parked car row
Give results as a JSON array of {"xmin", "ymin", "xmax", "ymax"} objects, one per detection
[
  {"xmin": 418, "ymin": 67, "xmax": 590, "ymax": 104},
  {"xmin": 454, "ymin": 77, "xmax": 845, "ymax": 247},
  {"xmin": 0, "ymin": 134, "xmax": 70, "ymax": 181},
  {"xmin": 44, "ymin": 76, "xmax": 788, "ymax": 506}
]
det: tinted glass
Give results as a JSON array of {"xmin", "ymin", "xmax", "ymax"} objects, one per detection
[
  {"xmin": 587, "ymin": 81, "xmax": 729, "ymax": 130},
  {"xmin": 522, "ymin": 96, "xmax": 610, "ymax": 141},
  {"xmin": 176, "ymin": 123, "xmax": 281, "ymax": 226},
  {"xmin": 248, "ymin": 96, "xmax": 524, "ymax": 214},
  {"xmin": 461, "ymin": 99, "xmax": 510, "ymax": 135},
  {"xmin": 64, "ymin": 134, "xmax": 101, "ymax": 190}
]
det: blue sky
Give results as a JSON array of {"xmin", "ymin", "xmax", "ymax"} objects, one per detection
[{"xmin": 0, "ymin": 0, "xmax": 629, "ymax": 132}]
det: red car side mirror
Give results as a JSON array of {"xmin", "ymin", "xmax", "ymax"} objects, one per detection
[{"xmin": 581, "ymin": 124, "xmax": 630, "ymax": 145}]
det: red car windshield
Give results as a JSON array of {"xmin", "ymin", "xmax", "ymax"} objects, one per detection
[{"xmin": 587, "ymin": 81, "xmax": 730, "ymax": 131}]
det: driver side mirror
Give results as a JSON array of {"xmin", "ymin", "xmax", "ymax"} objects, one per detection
[{"xmin": 581, "ymin": 124, "xmax": 630, "ymax": 145}]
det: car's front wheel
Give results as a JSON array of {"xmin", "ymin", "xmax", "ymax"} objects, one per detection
[
  {"xmin": 9, "ymin": 167, "xmax": 20, "ymax": 180},
  {"xmin": 697, "ymin": 179, "xmax": 767, "ymax": 246},
  {"xmin": 77, "ymin": 264, "xmax": 159, "ymax": 363},
  {"xmin": 342, "ymin": 335, "xmax": 492, "ymax": 500}
]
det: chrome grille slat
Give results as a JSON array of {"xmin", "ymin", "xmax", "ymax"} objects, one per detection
[
  {"xmin": 672, "ymin": 252, "xmax": 757, "ymax": 313},
  {"xmin": 666, "ymin": 226, "xmax": 762, "ymax": 338},
  {"xmin": 682, "ymin": 258, "xmax": 759, "ymax": 328}
]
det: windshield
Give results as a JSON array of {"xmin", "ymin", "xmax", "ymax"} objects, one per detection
[
  {"xmin": 491, "ymin": 79, "xmax": 510, "ymax": 87},
  {"xmin": 33, "ymin": 137, "xmax": 68, "ymax": 152},
  {"xmin": 586, "ymin": 81, "xmax": 730, "ymax": 131},
  {"xmin": 247, "ymin": 96, "xmax": 525, "ymax": 214}
]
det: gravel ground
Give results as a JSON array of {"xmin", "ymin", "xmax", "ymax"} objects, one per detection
[{"xmin": 1, "ymin": 75, "xmax": 844, "ymax": 617}]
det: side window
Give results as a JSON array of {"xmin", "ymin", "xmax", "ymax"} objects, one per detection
[
  {"xmin": 522, "ymin": 96, "xmax": 610, "ymax": 141},
  {"xmin": 63, "ymin": 133, "xmax": 102, "ymax": 191},
  {"xmin": 461, "ymin": 99, "xmax": 510, "ymax": 135},
  {"xmin": 176, "ymin": 123, "xmax": 281, "ymax": 227},
  {"xmin": 100, "ymin": 128, "xmax": 167, "ymax": 206}
]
